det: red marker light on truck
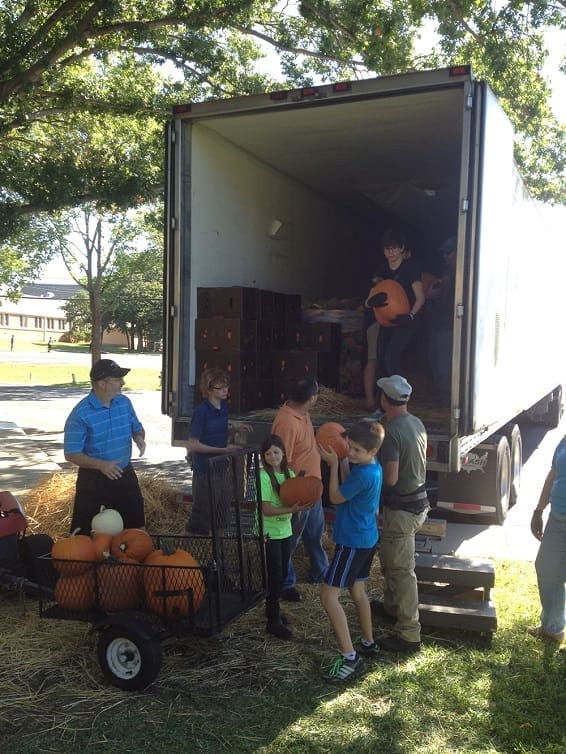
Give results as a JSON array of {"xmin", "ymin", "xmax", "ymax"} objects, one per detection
[
  {"xmin": 333, "ymin": 82, "xmax": 352, "ymax": 93},
  {"xmin": 270, "ymin": 90, "xmax": 288, "ymax": 101},
  {"xmin": 449, "ymin": 65, "xmax": 471, "ymax": 77},
  {"xmin": 173, "ymin": 104, "xmax": 192, "ymax": 114},
  {"xmin": 301, "ymin": 86, "xmax": 319, "ymax": 98}
]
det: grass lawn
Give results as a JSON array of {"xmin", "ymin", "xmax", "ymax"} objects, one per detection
[
  {"xmin": 0, "ymin": 342, "xmax": 160, "ymax": 390},
  {"xmin": 1, "ymin": 560, "xmax": 564, "ymax": 754}
]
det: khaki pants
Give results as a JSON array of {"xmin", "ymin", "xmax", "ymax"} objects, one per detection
[{"xmin": 379, "ymin": 506, "xmax": 428, "ymax": 643}]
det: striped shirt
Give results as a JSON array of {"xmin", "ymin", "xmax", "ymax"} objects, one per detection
[{"xmin": 64, "ymin": 391, "xmax": 143, "ymax": 469}]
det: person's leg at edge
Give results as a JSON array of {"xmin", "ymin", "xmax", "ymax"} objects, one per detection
[
  {"xmin": 350, "ymin": 579, "xmax": 374, "ymax": 645},
  {"xmin": 281, "ymin": 509, "xmax": 309, "ymax": 592},
  {"xmin": 364, "ymin": 321, "xmax": 380, "ymax": 410},
  {"xmin": 185, "ymin": 473, "xmax": 210, "ymax": 535},
  {"xmin": 321, "ymin": 583, "xmax": 354, "ymax": 654},
  {"xmin": 265, "ymin": 537, "xmax": 293, "ymax": 638},
  {"xmin": 301, "ymin": 499, "xmax": 329, "ymax": 583},
  {"xmin": 379, "ymin": 507, "xmax": 426, "ymax": 643},
  {"xmin": 534, "ymin": 511, "xmax": 566, "ymax": 636},
  {"xmin": 384, "ymin": 326, "xmax": 414, "ymax": 377}
]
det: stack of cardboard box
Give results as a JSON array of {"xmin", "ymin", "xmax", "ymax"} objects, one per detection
[{"xmin": 194, "ymin": 286, "xmax": 341, "ymax": 412}]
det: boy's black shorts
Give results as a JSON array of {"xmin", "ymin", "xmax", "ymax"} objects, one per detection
[{"xmin": 324, "ymin": 543, "xmax": 377, "ymax": 589}]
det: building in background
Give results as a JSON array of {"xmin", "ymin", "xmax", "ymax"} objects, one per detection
[{"xmin": 0, "ymin": 283, "xmax": 80, "ymax": 345}]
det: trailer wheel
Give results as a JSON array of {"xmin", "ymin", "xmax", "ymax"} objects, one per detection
[
  {"xmin": 507, "ymin": 424, "xmax": 522, "ymax": 507},
  {"xmin": 97, "ymin": 625, "xmax": 162, "ymax": 691},
  {"xmin": 493, "ymin": 436, "xmax": 511, "ymax": 525},
  {"xmin": 544, "ymin": 385, "xmax": 563, "ymax": 429}
]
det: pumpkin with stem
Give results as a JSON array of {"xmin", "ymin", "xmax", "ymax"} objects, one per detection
[
  {"xmin": 143, "ymin": 542, "xmax": 205, "ymax": 618},
  {"xmin": 91, "ymin": 506, "xmax": 124, "ymax": 537},
  {"xmin": 111, "ymin": 529, "xmax": 154, "ymax": 563},
  {"xmin": 51, "ymin": 529, "xmax": 96, "ymax": 575},
  {"xmin": 91, "ymin": 532, "xmax": 113, "ymax": 561}
]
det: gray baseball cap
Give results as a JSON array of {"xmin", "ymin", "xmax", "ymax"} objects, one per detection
[{"xmin": 377, "ymin": 375, "xmax": 412, "ymax": 402}]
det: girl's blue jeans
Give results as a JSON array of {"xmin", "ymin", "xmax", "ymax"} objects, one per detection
[{"xmin": 283, "ymin": 500, "xmax": 328, "ymax": 589}]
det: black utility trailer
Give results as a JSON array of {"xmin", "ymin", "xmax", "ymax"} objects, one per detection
[{"xmin": 36, "ymin": 449, "xmax": 267, "ymax": 691}]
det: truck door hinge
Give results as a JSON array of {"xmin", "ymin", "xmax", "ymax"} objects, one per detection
[
  {"xmin": 170, "ymin": 129, "xmax": 176, "ymax": 144},
  {"xmin": 170, "ymin": 305, "xmax": 177, "ymax": 317},
  {"xmin": 170, "ymin": 217, "xmax": 177, "ymax": 230},
  {"xmin": 461, "ymin": 198, "xmax": 469, "ymax": 212},
  {"xmin": 456, "ymin": 304, "xmax": 464, "ymax": 319},
  {"xmin": 466, "ymin": 94, "xmax": 473, "ymax": 110}
]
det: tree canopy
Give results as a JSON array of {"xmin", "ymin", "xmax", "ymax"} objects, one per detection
[{"xmin": 0, "ymin": 1, "xmax": 564, "ymax": 260}]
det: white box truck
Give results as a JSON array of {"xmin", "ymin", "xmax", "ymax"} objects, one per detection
[{"xmin": 163, "ymin": 65, "xmax": 564, "ymax": 524}]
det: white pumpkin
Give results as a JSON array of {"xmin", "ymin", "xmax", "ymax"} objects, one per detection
[{"xmin": 91, "ymin": 506, "xmax": 124, "ymax": 537}]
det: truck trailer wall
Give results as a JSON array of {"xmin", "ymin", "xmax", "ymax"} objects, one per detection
[{"xmin": 470, "ymin": 87, "xmax": 563, "ymax": 433}]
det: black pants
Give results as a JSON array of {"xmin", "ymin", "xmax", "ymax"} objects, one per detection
[
  {"xmin": 265, "ymin": 535, "xmax": 293, "ymax": 601},
  {"xmin": 70, "ymin": 465, "xmax": 145, "ymax": 535},
  {"xmin": 376, "ymin": 320, "xmax": 417, "ymax": 377}
]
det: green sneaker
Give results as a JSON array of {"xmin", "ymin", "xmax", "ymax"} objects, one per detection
[
  {"xmin": 322, "ymin": 654, "xmax": 366, "ymax": 683},
  {"xmin": 357, "ymin": 640, "xmax": 381, "ymax": 658}
]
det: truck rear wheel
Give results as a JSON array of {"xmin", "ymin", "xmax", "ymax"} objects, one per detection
[
  {"xmin": 493, "ymin": 436, "xmax": 511, "ymax": 525},
  {"xmin": 506, "ymin": 424, "xmax": 522, "ymax": 507}
]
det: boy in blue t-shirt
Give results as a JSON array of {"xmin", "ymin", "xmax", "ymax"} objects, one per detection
[{"xmin": 318, "ymin": 420, "xmax": 385, "ymax": 683}]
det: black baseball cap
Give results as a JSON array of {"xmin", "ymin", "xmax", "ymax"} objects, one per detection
[{"xmin": 90, "ymin": 359, "xmax": 130, "ymax": 381}]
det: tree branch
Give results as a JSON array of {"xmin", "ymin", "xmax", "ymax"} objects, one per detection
[{"xmin": 231, "ymin": 24, "xmax": 366, "ymax": 68}]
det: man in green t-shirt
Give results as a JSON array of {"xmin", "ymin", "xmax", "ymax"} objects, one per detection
[{"xmin": 372, "ymin": 374, "xmax": 429, "ymax": 654}]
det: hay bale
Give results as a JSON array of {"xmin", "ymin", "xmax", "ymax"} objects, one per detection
[{"xmin": 21, "ymin": 471, "xmax": 184, "ymax": 538}]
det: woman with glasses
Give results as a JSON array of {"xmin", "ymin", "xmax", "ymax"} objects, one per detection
[{"xmin": 184, "ymin": 368, "xmax": 251, "ymax": 535}]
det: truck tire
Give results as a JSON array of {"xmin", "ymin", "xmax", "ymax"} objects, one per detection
[
  {"xmin": 493, "ymin": 436, "xmax": 511, "ymax": 525},
  {"xmin": 437, "ymin": 435, "xmax": 511, "ymax": 524},
  {"xmin": 544, "ymin": 385, "xmax": 563, "ymax": 429},
  {"xmin": 97, "ymin": 625, "xmax": 162, "ymax": 691},
  {"xmin": 506, "ymin": 424, "xmax": 522, "ymax": 507}
]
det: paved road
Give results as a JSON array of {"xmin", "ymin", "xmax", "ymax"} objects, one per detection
[{"xmin": 1, "ymin": 349, "xmax": 564, "ymax": 561}]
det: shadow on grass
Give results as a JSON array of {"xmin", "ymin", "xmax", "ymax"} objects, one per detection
[{"xmin": 488, "ymin": 629, "xmax": 566, "ymax": 753}]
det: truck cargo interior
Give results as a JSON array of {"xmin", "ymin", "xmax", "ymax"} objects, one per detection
[
  {"xmin": 179, "ymin": 85, "xmax": 465, "ymax": 431},
  {"xmin": 196, "ymin": 86, "xmax": 462, "ymax": 293}
]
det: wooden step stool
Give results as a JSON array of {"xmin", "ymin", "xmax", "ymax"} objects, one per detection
[{"xmin": 415, "ymin": 553, "xmax": 497, "ymax": 643}]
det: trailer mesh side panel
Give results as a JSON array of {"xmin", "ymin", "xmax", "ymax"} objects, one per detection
[{"xmin": 37, "ymin": 449, "xmax": 267, "ymax": 637}]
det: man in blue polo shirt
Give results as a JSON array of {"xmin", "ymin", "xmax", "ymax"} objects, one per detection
[{"xmin": 64, "ymin": 359, "xmax": 146, "ymax": 534}]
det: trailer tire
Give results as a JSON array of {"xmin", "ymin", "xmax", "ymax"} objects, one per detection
[
  {"xmin": 493, "ymin": 436, "xmax": 511, "ymax": 525},
  {"xmin": 506, "ymin": 424, "xmax": 522, "ymax": 508},
  {"xmin": 97, "ymin": 625, "xmax": 162, "ymax": 691}
]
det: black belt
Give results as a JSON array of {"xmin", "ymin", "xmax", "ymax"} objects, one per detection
[{"xmin": 382, "ymin": 486, "xmax": 428, "ymax": 514}]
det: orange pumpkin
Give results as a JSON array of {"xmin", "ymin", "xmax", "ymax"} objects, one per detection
[
  {"xmin": 111, "ymin": 529, "xmax": 154, "ymax": 563},
  {"xmin": 97, "ymin": 558, "xmax": 141, "ymax": 612},
  {"xmin": 91, "ymin": 532, "xmax": 113, "ymax": 561},
  {"xmin": 143, "ymin": 544, "xmax": 205, "ymax": 618},
  {"xmin": 55, "ymin": 571, "xmax": 96, "ymax": 611},
  {"xmin": 315, "ymin": 422, "xmax": 349, "ymax": 459},
  {"xmin": 279, "ymin": 474, "xmax": 323, "ymax": 506},
  {"xmin": 51, "ymin": 530, "xmax": 96, "ymax": 575},
  {"xmin": 369, "ymin": 279, "xmax": 410, "ymax": 327}
]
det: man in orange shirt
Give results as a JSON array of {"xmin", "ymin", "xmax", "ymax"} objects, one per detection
[{"xmin": 272, "ymin": 376, "xmax": 329, "ymax": 601}]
